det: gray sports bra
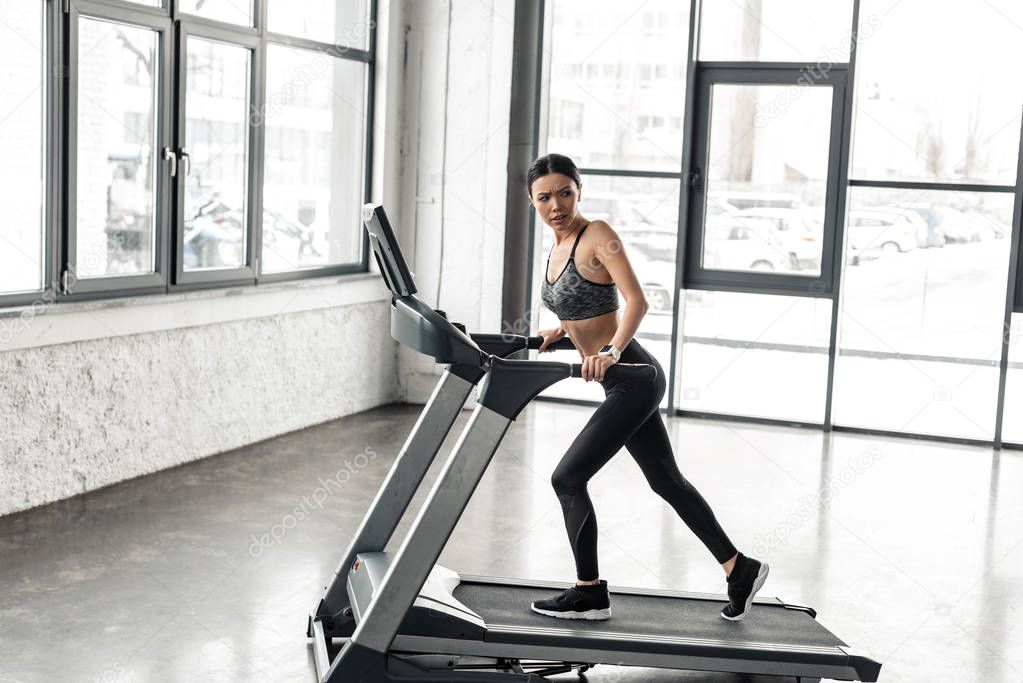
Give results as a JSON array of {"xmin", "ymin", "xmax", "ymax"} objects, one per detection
[{"xmin": 540, "ymin": 223, "xmax": 619, "ymax": 321}]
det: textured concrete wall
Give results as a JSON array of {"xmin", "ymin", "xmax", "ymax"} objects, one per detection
[{"xmin": 0, "ymin": 303, "xmax": 398, "ymax": 516}]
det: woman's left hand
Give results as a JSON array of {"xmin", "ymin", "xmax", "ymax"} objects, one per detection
[{"xmin": 582, "ymin": 353, "xmax": 617, "ymax": 382}]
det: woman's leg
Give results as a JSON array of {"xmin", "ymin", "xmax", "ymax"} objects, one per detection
[
  {"xmin": 551, "ymin": 380, "xmax": 660, "ymax": 581},
  {"xmin": 617, "ymin": 340, "xmax": 738, "ymax": 565},
  {"xmin": 607, "ymin": 340, "xmax": 767, "ymax": 620},
  {"xmin": 624, "ymin": 410, "xmax": 738, "ymax": 564}
]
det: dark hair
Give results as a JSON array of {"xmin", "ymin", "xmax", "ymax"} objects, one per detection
[{"xmin": 526, "ymin": 153, "xmax": 582, "ymax": 198}]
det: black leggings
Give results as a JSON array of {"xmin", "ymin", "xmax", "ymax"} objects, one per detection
[{"xmin": 551, "ymin": 340, "xmax": 738, "ymax": 581}]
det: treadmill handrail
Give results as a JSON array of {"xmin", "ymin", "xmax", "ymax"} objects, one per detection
[{"xmin": 477, "ymin": 356, "xmax": 657, "ymax": 420}]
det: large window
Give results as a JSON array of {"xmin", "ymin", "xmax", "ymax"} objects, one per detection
[
  {"xmin": 852, "ymin": 0, "xmax": 1023, "ymax": 186},
  {"xmin": 700, "ymin": 83, "xmax": 835, "ymax": 277},
  {"xmin": 545, "ymin": 0, "xmax": 688, "ymax": 172},
  {"xmin": 262, "ymin": 45, "xmax": 367, "ymax": 273},
  {"xmin": 267, "ymin": 0, "xmax": 371, "ymax": 50},
  {"xmin": 537, "ymin": 0, "xmax": 691, "ymax": 406},
  {"xmin": 181, "ymin": 38, "xmax": 252, "ymax": 273},
  {"xmin": 677, "ymin": 290, "xmax": 832, "ymax": 423},
  {"xmin": 179, "ymin": 0, "xmax": 253, "ymax": 27},
  {"xmin": 0, "ymin": 0, "xmax": 45, "ymax": 295},
  {"xmin": 835, "ymin": 189, "xmax": 1014, "ymax": 440},
  {"xmin": 699, "ymin": 1, "xmax": 855, "ymax": 63},
  {"xmin": 75, "ymin": 18, "xmax": 159, "ymax": 279},
  {"xmin": 535, "ymin": 0, "xmax": 1023, "ymax": 448},
  {"xmin": 0, "ymin": 0, "xmax": 374, "ymax": 308}
]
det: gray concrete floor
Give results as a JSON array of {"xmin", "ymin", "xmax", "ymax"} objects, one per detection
[{"xmin": 1, "ymin": 401, "xmax": 1021, "ymax": 682}]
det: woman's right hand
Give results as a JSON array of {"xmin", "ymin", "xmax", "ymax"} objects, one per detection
[{"xmin": 538, "ymin": 327, "xmax": 566, "ymax": 353}]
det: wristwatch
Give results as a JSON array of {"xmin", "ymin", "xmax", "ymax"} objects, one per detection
[{"xmin": 598, "ymin": 344, "xmax": 621, "ymax": 363}]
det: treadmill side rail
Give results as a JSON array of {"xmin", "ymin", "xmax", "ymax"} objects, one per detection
[
  {"xmin": 316, "ymin": 369, "xmax": 478, "ymax": 631},
  {"xmin": 338, "ymin": 406, "xmax": 513, "ymax": 661},
  {"xmin": 392, "ymin": 632, "xmax": 878, "ymax": 682}
]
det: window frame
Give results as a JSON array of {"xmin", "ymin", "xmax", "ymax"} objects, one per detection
[
  {"xmin": 0, "ymin": 0, "xmax": 375, "ymax": 308},
  {"xmin": 0, "ymin": 0, "xmax": 59, "ymax": 307},
  {"xmin": 1014, "ymin": 125, "xmax": 1023, "ymax": 313},
  {"xmin": 257, "ymin": 26, "xmax": 374, "ymax": 285},
  {"xmin": 171, "ymin": 20, "xmax": 261, "ymax": 289},
  {"xmin": 63, "ymin": 1, "xmax": 173, "ymax": 298},
  {"xmin": 682, "ymin": 63, "xmax": 850, "ymax": 299}
]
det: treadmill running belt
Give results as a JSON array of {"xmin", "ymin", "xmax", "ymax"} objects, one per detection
[{"xmin": 453, "ymin": 582, "xmax": 846, "ymax": 649}]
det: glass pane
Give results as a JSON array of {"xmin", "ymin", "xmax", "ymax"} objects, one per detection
[
  {"xmin": 1002, "ymin": 312, "xmax": 1023, "ymax": 445},
  {"xmin": 700, "ymin": 0, "xmax": 854, "ymax": 62},
  {"xmin": 676, "ymin": 290, "xmax": 832, "ymax": 422},
  {"xmin": 0, "ymin": 0, "xmax": 44, "ymax": 293},
  {"xmin": 853, "ymin": 0, "xmax": 1023, "ymax": 185},
  {"xmin": 701, "ymin": 84, "xmax": 832, "ymax": 276},
  {"xmin": 531, "ymin": 176, "xmax": 680, "ymax": 406},
  {"xmin": 834, "ymin": 189, "xmax": 1014, "ymax": 440},
  {"xmin": 267, "ymin": 0, "xmax": 370, "ymax": 50},
  {"xmin": 262, "ymin": 46, "xmax": 366, "ymax": 272},
  {"xmin": 178, "ymin": 0, "xmax": 252, "ymax": 27},
  {"xmin": 183, "ymin": 38, "xmax": 250, "ymax": 271},
  {"xmin": 546, "ymin": 0, "xmax": 689, "ymax": 172},
  {"xmin": 76, "ymin": 19, "xmax": 158, "ymax": 278}
]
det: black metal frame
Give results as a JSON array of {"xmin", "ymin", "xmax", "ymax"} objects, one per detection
[
  {"xmin": 684, "ymin": 64, "xmax": 849, "ymax": 298},
  {"xmin": 171, "ymin": 20, "xmax": 260, "ymax": 288},
  {"xmin": 62, "ymin": 1, "xmax": 171, "ymax": 298},
  {"xmin": 0, "ymin": 0, "xmax": 375, "ymax": 308},
  {"xmin": 257, "ymin": 2, "xmax": 375, "ymax": 286},
  {"xmin": 521, "ymin": 0, "xmax": 547, "ymax": 331}
]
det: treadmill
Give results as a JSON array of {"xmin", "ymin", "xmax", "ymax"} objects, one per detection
[{"xmin": 307, "ymin": 204, "xmax": 882, "ymax": 683}]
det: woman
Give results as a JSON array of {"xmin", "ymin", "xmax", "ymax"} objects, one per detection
[{"xmin": 527, "ymin": 153, "xmax": 768, "ymax": 622}]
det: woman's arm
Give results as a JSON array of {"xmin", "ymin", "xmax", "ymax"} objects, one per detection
[{"xmin": 586, "ymin": 221, "xmax": 649, "ymax": 351}]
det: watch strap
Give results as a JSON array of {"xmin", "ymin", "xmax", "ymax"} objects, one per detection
[{"xmin": 599, "ymin": 344, "xmax": 621, "ymax": 362}]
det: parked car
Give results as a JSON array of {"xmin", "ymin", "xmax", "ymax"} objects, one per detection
[
  {"xmin": 703, "ymin": 216, "xmax": 792, "ymax": 272},
  {"xmin": 705, "ymin": 198, "xmax": 742, "ymax": 219},
  {"xmin": 846, "ymin": 209, "xmax": 919, "ymax": 255},
  {"xmin": 621, "ymin": 228, "xmax": 678, "ymax": 314},
  {"xmin": 735, "ymin": 207, "xmax": 824, "ymax": 272},
  {"xmin": 582, "ymin": 193, "xmax": 660, "ymax": 229},
  {"xmin": 892, "ymin": 203, "xmax": 947, "ymax": 247},
  {"xmin": 927, "ymin": 206, "xmax": 1005, "ymax": 243}
]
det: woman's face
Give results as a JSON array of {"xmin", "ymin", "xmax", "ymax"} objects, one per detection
[{"xmin": 530, "ymin": 172, "xmax": 581, "ymax": 229}]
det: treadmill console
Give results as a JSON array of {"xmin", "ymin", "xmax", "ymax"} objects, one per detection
[{"xmin": 363, "ymin": 204, "xmax": 416, "ymax": 299}]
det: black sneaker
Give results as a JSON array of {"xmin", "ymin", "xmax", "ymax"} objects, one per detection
[
  {"xmin": 721, "ymin": 553, "xmax": 770, "ymax": 621},
  {"xmin": 531, "ymin": 580, "xmax": 611, "ymax": 620}
]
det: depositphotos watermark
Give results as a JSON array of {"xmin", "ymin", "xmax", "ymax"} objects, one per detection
[
  {"xmin": 249, "ymin": 446, "xmax": 378, "ymax": 557},
  {"xmin": 90, "ymin": 662, "xmax": 126, "ymax": 683},
  {"xmin": 249, "ymin": 19, "xmax": 376, "ymax": 128},
  {"xmin": 0, "ymin": 234, "xmax": 125, "ymax": 345},
  {"xmin": 752, "ymin": 444, "xmax": 883, "ymax": 556},
  {"xmin": 753, "ymin": 14, "xmax": 883, "ymax": 128}
]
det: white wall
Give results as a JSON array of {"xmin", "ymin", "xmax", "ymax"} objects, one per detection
[{"xmin": 395, "ymin": 0, "xmax": 515, "ymax": 404}]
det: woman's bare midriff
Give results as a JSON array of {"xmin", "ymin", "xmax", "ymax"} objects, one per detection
[{"xmin": 561, "ymin": 310, "xmax": 619, "ymax": 359}]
